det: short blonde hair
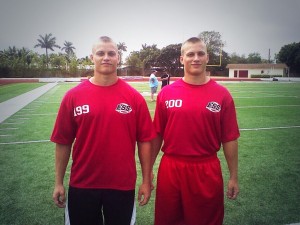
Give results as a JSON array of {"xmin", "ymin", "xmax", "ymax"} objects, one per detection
[
  {"xmin": 92, "ymin": 36, "xmax": 118, "ymax": 53},
  {"xmin": 181, "ymin": 37, "xmax": 206, "ymax": 55}
]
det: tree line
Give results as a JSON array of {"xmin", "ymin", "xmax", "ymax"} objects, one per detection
[{"xmin": 1, "ymin": 31, "xmax": 299, "ymax": 78}]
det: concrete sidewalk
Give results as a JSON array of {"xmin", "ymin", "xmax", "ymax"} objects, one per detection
[{"xmin": 0, "ymin": 83, "xmax": 58, "ymax": 123}]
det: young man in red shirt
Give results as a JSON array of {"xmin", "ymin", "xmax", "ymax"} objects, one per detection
[
  {"xmin": 51, "ymin": 36, "xmax": 156, "ymax": 225},
  {"xmin": 152, "ymin": 37, "xmax": 240, "ymax": 225}
]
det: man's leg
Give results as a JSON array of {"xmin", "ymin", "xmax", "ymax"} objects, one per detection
[
  {"xmin": 67, "ymin": 186, "xmax": 103, "ymax": 225},
  {"xmin": 102, "ymin": 189, "xmax": 135, "ymax": 225}
]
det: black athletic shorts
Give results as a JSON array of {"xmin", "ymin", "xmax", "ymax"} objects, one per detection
[{"xmin": 65, "ymin": 186, "xmax": 135, "ymax": 225}]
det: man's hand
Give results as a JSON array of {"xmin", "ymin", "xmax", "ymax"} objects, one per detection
[
  {"xmin": 226, "ymin": 178, "xmax": 239, "ymax": 200},
  {"xmin": 53, "ymin": 184, "xmax": 66, "ymax": 208},
  {"xmin": 138, "ymin": 183, "xmax": 151, "ymax": 206}
]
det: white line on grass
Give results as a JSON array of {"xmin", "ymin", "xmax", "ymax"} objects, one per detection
[
  {"xmin": 0, "ymin": 128, "xmax": 18, "ymax": 130},
  {"xmin": 22, "ymin": 109, "xmax": 35, "ymax": 111},
  {"xmin": 240, "ymin": 125, "xmax": 300, "ymax": 131},
  {"xmin": 1, "ymin": 125, "xmax": 300, "ymax": 144},
  {"xmin": 236, "ymin": 105, "xmax": 300, "ymax": 109},
  {"xmin": 35, "ymin": 101, "xmax": 60, "ymax": 104},
  {"xmin": 235, "ymin": 96, "xmax": 298, "ymax": 99},
  {"xmin": 9, "ymin": 113, "xmax": 57, "ymax": 117},
  {"xmin": 0, "ymin": 139, "xmax": 50, "ymax": 145},
  {"xmin": 1, "ymin": 122, "xmax": 24, "ymax": 125}
]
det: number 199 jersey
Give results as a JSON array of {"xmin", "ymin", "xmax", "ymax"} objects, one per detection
[{"xmin": 51, "ymin": 79, "xmax": 156, "ymax": 190}]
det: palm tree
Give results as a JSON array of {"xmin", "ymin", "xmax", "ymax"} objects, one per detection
[
  {"xmin": 17, "ymin": 47, "xmax": 32, "ymax": 68},
  {"xmin": 61, "ymin": 41, "xmax": 76, "ymax": 70},
  {"xmin": 61, "ymin": 41, "xmax": 76, "ymax": 57},
  {"xmin": 117, "ymin": 42, "xmax": 127, "ymax": 66},
  {"xmin": 34, "ymin": 33, "xmax": 60, "ymax": 68}
]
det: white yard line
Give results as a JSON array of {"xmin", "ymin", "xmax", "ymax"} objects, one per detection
[
  {"xmin": 0, "ymin": 127, "xmax": 18, "ymax": 130},
  {"xmin": 236, "ymin": 105, "xmax": 300, "ymax": 109},
  {"xmin": 1, "ymin": 122, "xmax": 24, "ymax": 125},
  {"xmin": 12, "ymin": 113, "xmax": 57, "ymax": 116},
  {"xmin": 0, "ymin": 139, "xmax": 50, "ymax": 145},
  {"xmin": 235, "ymin": 96, "xmax": 298, "ymax": 99},
  {"xmin": 240, "ymin": 125, "xmax": 300, "ymax": 131},
  {"xmin": 1, "ymin": 125, "xmax": 300, "ymax": 145}
]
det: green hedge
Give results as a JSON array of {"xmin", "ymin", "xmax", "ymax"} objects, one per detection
[{"xmin": 251, "ymin": 74, "xmax": 283, "ymax": 78}]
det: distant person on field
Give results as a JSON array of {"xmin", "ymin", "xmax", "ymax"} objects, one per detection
[
  {"xmin": 149, "ymin": 70, "xmax": 159, "ymax": 101},
  {"xmin": 160, "ymin": 70, "xmax": 170, "ymax": 89},
  {"xmin": 152, "ymin": 37, "xmax": 240, "ymax": 225},
  {"xmin": 51, "ymin": 36, "xmax": 156, "ymax": 225}
]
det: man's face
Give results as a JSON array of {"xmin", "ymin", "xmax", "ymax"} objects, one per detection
[
  {"xmin": 180, "ymin": 42, "xmax": 209, "ymax": 76},
  {"xmin": 90, "ymin": 41, "xmax": 120, "ymax": 75}
]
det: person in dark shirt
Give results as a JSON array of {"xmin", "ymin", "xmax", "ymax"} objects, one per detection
[{"xmin": 160, "ymin": 70, "xmax": 170, "ymax": 89}]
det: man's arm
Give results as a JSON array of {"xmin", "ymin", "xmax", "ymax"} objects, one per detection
[
  {"xmin": 52, "ymin": 143, "xmax": 72, "ymax": 208},
  {"xmin": 137, "ymin": 141, "xmax": 152, "ymax": 206},
  {"xmin": 223, "ymin": 139, "xmax": 239, "ymax": 200},
  {"xmin": 150, "ymin": 134, "xmax": 163, "ymax": 189},
  {"xmin": 151, "ymin": 134, "xmax": 163, "ymax": 167}
]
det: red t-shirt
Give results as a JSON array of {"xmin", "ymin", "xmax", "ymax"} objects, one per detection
[
  {"xmin": 153, "ymin": 78, "xmax": 240, "ymax": 157},
  {"xmin": 51, "ymin": 79, "xmax": 156, "ymax": 190}
]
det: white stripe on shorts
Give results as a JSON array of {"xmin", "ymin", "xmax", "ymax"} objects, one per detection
[
  {"xmin": 130, "ymin": 201, "xmax": 136, "ymax": 225},
  {"xmin": 65, "ymin": 199, "xmax": 70, "ymax": 225}
]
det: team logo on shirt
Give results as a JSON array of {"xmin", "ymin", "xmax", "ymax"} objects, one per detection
[
  {"xmin": 206, "ymin": 101, "xmax": 221, "ymax": 112},
  {"xmin": 116, "ymin": 103, "xmax": 132, "ymax": 114}
]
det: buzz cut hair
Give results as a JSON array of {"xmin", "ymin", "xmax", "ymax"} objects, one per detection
[
  {"xmin": 181, "ymin": 37, "xmax": 205, "ymax": 55},
  {"xmin": 92, "ymin": 36, "xmax": 118, "ymax": 53},
  {"xmin": 98, "ymin": 36, "xmax": 114, "ymax": 43}
]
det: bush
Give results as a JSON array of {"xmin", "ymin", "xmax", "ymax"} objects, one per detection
[{"xmin": 251, "ymin": 74, "xmax": 283, "ymax": 78}]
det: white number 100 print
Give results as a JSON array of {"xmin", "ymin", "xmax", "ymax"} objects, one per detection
[
  {"xmin": 74, "ymin": 105, "xmax": 90, "ymax": 116},
  {"xmin": 165, "ymin": 99, "xmax": 182, "ymax": 108}
]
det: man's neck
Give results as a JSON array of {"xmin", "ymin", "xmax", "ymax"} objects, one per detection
[
  {"xmin": 90, "ymin": 74, "xmax": 118, "ymax": 86},
  {"xmin": 183, "ymin": 73, "xmax": 210, "ymax": 85}
]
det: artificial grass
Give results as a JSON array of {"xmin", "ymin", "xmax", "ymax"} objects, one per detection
[
  {"xmin": 0, "ymin": 83, "xmax": 45, "ymax": 103},
  {"xmin": 0, "ymin": 81, "xmax": 299, "ymax": 225}
]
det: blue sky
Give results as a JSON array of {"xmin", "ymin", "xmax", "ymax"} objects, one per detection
[{"xmin": 0, "ymin": 0, "xmax": 299, "ymax": 61}]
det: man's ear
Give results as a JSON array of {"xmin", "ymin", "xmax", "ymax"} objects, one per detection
[
  {"xmin": 180, "ymin": 56, "xmax": 184, "ymax": 65},
  {"xmin": 90, "ymin": 54, "xmax": 93, "ymax": 61}
]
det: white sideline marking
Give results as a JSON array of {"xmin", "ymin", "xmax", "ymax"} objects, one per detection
[
  {"xmin": 0, "ymin": 139, "xmax": 50, "ymax": 145},
  {"xmin": 0, "ymin": 128, "xmax": 18, "ymax": 130},
  {"xmin": 240, "ymin": 126, "xmax": 300, "ymax": 131},
  {"xmin": 236, "ymin": 105, "xmax": 300, "ymax": 109}
]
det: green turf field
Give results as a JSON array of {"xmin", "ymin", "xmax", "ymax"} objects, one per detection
[
  {"xmin": 0, "ymin": 81, "xmax": 299, "ymax": 225},
  {"xmin": 0, "ymin": 83, "xmax": 45, "ymax": 103}
]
